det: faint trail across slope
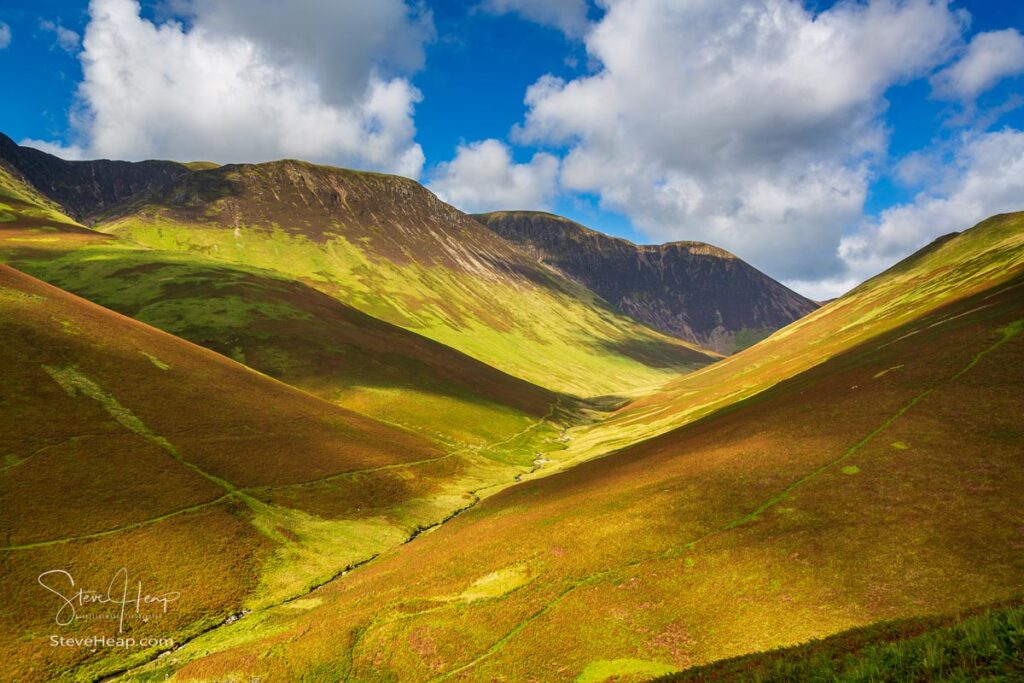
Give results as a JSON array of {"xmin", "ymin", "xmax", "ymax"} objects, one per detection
[{"xmin": 29, "ymin": 391, "xmax": 565, "ymax": 681}]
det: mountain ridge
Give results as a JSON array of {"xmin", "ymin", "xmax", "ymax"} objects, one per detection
[
  {"xmin": 0, "ymin": 134, "xmax": 719, "ymax": 397},
  {"xmin": 475, "ymin": 210, "xmax": 819, "ymax": 354}
]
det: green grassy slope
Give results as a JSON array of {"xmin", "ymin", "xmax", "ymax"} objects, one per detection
[
  {"xmin": 659, "ymin": 600, "xmax": 1024, "ymax": 682},
  {"xmin": 0, "ymin": 156, "xmax": 602, "ymax": 683},
  {"xmin": 552, "ymin": 212, "xmax": 1024, "ymax": 469},
  {"xmin": 79, "ymin": 158, "xmax": 718, "ymax": 396},
  {"xmin": 0, "ymin": 164, "xmax": 569, "ymax": 451},
  {"xmin": 117, "ymin": 215, "xmax": 1024, "ymax": 682}
]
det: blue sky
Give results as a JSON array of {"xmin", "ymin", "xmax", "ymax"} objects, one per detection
[{"xmin": 1, "ymin": 0, "xmax": 1023, "ymax": 297}]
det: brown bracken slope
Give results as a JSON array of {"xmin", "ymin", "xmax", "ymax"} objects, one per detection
[{"xmin": 0, "ymin": 261, "xmax": 460, "ymax": 681}]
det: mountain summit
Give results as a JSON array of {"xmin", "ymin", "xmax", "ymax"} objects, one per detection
[{"xmin": 475, "ymin": 211, "xmax": 819, "ymax": 354}]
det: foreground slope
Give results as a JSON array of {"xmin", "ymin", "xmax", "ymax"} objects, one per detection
[
  {"xmin": 476, "ymin": 211, "xmax": 819, "ymax": 354},
  {"xmin": 0, "ymin": 161, "xmax": 564, "ymax": 450},
  {"xmin": 117, "ymin": 214, "xmax": 1024, "ymax": 682},
  {"xmin": 0, "ymin": 134, "xmax": 719, "ymax": 397},
  {"xmin": 0, "ymin": 261, "xmax": 572, "ymax": 682},
  {"xmin": 0, "ymin": 259, "xmax": 483, "ymax": 681}
]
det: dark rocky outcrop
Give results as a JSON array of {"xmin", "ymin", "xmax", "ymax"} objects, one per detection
[
  {"xmin": 0, "ymin": 133, "xmax": 189, "ymax": 222},
  {"xmin": 475, "ymin": 211, "xmax": 819, "ymax": 354}
]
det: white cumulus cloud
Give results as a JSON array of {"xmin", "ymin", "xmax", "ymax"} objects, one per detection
[
  {"xmin": 178, "ymin": 0, "xmax": 432, "ymax": 106},
  {"xmin": 33, "ymin": 0, "xmax": 432, "ymax": 177},
  {"xmin": 516, "ymin": 0, "xmax": 967, "ymax": 282},
  {"xmin": 479, "ymin": 0, "xmax": 591, "ymax": 38},
  {"xmin": 0, "ymin": 22, "xmax": 11, "ymax": 49},
  {"xmin": 19, "ymin": 138, "xmax": 86, "ymax": 160},
  {"xmin": 40, "ymin": 19, "xmax": 81, "ymax": 54},
  {"xmin": 932, "ymin": 28, "xmax": 1024, "ymax": 101},
  {"xmin": 429, "ymin": 138, "xmax": 560, "ymax": 213},
  {"xmin": 840, "ymin": 128, "xmax": 1024, "ymax": 284}
]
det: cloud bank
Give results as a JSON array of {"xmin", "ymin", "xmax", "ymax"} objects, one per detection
[
  {"xmin": 513, "ymin": 0, "xmax": 968, "ymax": 287},
  {"xmin": 32, "ymin": 0, "xmax": 432, "ymax": 177}
]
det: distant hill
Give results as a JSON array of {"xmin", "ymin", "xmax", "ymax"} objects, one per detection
[
  {"xmin": 6, "ymin": 128, "xmax": 1020, "ymax": 682},
  {"xmin": 475, "ymin": 210, "xmax": 818, "ymax": 354},
  {"xmin": 0, "ymin": 143, "xmax": 598, "ymax": 682},
  {"xmin": 0, "ymin": 134, "xmax": 719, "ymax": 397}
]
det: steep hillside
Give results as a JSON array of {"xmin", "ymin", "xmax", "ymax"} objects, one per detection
[
  {"xmin": 476, "ymin": 211, "xmax": 818, "ymax": 354},
  {"xmin": 0, "ymin": 162, "xmax": 562, "ymax": 451},
  {"xmin": 109, "ymin": 213, "xmax": 1024, "ymax": 682},
  {"xmin": 0, "ymin": 259, "xmax": 589, "ymax": 683},
  {"xmin": 555, "ymin": 212, "xmax": 1024, "ymax": 467},
  {"xmin": 0, "ymin": 135, "xmax": 719, "ymax": 397},
  {"xmin": 0, "ymin": 259, "xmax": 471, "ymax": 681}
]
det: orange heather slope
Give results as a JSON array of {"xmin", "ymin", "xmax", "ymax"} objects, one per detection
[{"xmin": 0, "ymin": 262, "xmax": 466, "ymax": 681}]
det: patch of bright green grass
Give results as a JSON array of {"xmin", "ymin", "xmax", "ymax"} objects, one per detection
[
  {"xmin": 135, "ymin": 295, "xmax": 311, "ymax": 334},
  {"xmin": 142, "ymin": 351, "xmax": 171, "ymax": 370},
  {"xmin": 732, "ymin": 327, "xmax": 773, "ymax": 353},
  {"xmin": 100, "ymin": 217, "xmax": 712, "ymax": 396},
  {"xmin": 578, "ymin": 658, "xmax": 677, "ymax": 683},
  {"xmin": 456, "ymin": 563, "xmax": 534, "ymax": 602},
  {"xmin": 242, "ymin": 495, "xmax": 407, "ymax": 608},
  {"xmin": 43, "ymin": 364, "xmax": 160, "ymax": 442}
]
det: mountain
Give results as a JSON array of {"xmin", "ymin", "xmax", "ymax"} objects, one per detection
[
  {"xmin": 0, "ymin": 149, "xmax": 613, "ymax": 681},
  {"xmin": 0, "ymin": 134, "xmax": 719, "ymax": 398},
  {"xmin": 0, "ymin": 131, "xmax": 189, "ymax": 219},
  {"xmin": 475, "ymin": 210, "xmax": 819, "ymax": 354},
  {"xmin": 4, "ymin": 129, "xmax": 1021, "ymax": 682},
  {"xmin": 0, "ymin": 160, "xmax": 565, "ymax": 454},
  {"xmin": 111, "ymin": 213, "xmax": 1024, "ymax": 681}
]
